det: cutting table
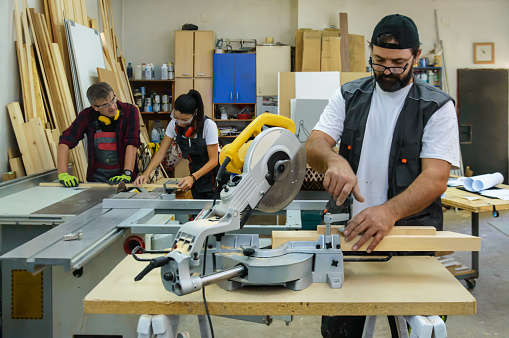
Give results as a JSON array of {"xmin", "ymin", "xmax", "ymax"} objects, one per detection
[{"xmin": 85, "ymin": 255, "xmax": 476, "ymax": 316}]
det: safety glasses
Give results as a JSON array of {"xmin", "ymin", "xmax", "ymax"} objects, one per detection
[
  {"xmin": 94, "ymin": 95, "xmax": 117, "ymax": 110},
  {"xmin": 171, "ymin": 110, "xmax": 195, "ymax": 125}
]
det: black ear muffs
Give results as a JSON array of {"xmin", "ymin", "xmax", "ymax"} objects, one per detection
[{"xmin": 98, "ymin": 110, "xmax": 120, "ymax": 126}]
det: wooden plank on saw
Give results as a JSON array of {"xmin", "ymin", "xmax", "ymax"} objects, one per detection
[
  {"xmin": 28, "ymin": 117, "xmax": 55, "ymax": 170},
  {"xmin": 316, "ymin": 225, "xmax": 437, "ymax": 236},
  {"xmin": 272, "ymin": 230, "xmax": 481, "ymax": 252},
  {"xmin": 7, "ymin": 102, "xmax": 36, "ymax": 175},
  {"xmin": 10, "ymin": 157, "xmax": 26, "ymax": 178}
]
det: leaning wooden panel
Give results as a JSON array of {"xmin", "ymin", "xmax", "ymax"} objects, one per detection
[
  {"xmin": 22, "ymin": 122, "xmax": 44, "ymax": 173},
  {"xmin": 84, "ymin": 255, "xmax": 475, "ymax": 316},
  {"xmin": 7, "ymin": 103, "xmax": 36, "ymax": 175},
  {"xmin": 28, "ymin": 117, "xmax": 55, "ymax": 170},
  {"xmin": 272, "ymin": 231, "xmax": 481, "ymax": 252}
]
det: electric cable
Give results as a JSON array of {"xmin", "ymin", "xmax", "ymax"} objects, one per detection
[{"xmin": 202, "ymin": 236, "xmax": 215, "ymax": 337}]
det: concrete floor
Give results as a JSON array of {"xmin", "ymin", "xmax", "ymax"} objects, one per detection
[{"xmin": 175, "ymin": 208, "xmax": 509, "ymax": 337}]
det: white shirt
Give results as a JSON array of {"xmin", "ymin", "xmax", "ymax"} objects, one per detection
[
  {"xmin": 166, "ymin": 118, "xmax": 219, "ymax": 146},
  {"xmin": 314, "ymin": 82, "xmax": 460, "ymax": 216}
]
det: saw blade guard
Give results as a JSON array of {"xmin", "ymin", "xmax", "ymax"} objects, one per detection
[
  {"xmin": 219, "ymin": 113, "xmax": 297, "ymax": 174},
  {"xmin": 243, "ymin": 127, "xmax": 307, "ymax": 212}
]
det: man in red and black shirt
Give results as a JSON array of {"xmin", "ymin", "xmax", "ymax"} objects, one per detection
[{"xmin": 57, "ymin": 82, "xmax": 141, "ymax": 186}]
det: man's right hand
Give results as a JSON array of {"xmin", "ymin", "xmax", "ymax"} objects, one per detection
[
  {"xmin": 323, "ymin": 157, "xmax": 365, "ymax": 206},
  {"xmin": 133, "ymin": 174, "xmax": 148, "ymax": 187},
  {"xmin": 58, "ymin": 172, "xmax": 79, "ymax": 187}
]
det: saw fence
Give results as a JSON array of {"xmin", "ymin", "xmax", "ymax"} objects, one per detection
[{"xmin": 6, "ymin": 0, "xmax": 150, "ymax": 183}]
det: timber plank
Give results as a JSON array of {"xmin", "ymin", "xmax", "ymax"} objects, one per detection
[
  {"xmin": 317, "ymin": 225, "xmax": 437, "ymax": 236},
  {"xmin": 272, "ymin": 230, "xmax": 481, "ymax": 252},
  {"xmin": 9, "ymin": 157, "xmax": 26, "ymax": 178}
]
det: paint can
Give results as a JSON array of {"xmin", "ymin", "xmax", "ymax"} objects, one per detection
[{"xmin": 419, "ymin": 58, "xmax": 428, "ymax": 67}]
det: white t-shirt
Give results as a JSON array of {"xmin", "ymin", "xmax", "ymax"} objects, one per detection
[
  {"xmin": 165, "ymin": 118, "xmax": 219, "ymax": 147},
  {"xmin": 313, "ymin": 82, "xmax": 460, "ymax": 216}
]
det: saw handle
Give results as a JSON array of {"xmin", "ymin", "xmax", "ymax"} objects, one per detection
[{"xmin": 221, "ymin": 113, "xmax": 296, "ymax": 171}]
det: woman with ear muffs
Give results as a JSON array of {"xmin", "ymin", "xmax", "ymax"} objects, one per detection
[{"xmin": 134, "ymin": 89, "xmax": 221, "ymax": 199}]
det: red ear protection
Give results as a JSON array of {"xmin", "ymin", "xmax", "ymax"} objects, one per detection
[
  {"xmin": 175, "ymin": 124, "xmax": 196, "ymax": 138},
  {"xmin": 184, "ymin": 126, "xmax": 195, "ymax": 138}
]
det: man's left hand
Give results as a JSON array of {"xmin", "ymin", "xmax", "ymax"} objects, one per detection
[
  {"xmin": 343, "ymin": 205, "xmax": 397, "ymax": 253},
  {"xmin": 108, "ymin": 174, "xmax": 132, "ymax": 185}
]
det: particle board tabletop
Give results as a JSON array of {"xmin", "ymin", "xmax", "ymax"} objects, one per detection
[
  {"xmin": 84, "ymin": 255, "xmax": 476, "ymax": 316},
  {"xmin": 442, "ymin": 185, "xmax": 509, "ymax": 213}
]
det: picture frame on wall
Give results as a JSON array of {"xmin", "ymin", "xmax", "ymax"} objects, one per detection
[{"xmin": 473, "ymin": 42, "xmax": 495, "ymax": 64}]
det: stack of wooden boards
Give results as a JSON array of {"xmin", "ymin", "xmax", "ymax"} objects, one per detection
[
  {"xmin": 295, "ymin": 13, "xmax": 366, "ymax": 72},
  {"xmin": 8, "ymin": 0, "xmax": 149, "ymax": 183}
]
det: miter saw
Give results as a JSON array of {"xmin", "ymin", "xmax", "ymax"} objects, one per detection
[{"xmin": 134, "ymin": 113, "xmax": 347, "ymax": 295}]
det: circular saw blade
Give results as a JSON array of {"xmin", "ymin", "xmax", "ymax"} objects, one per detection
[{"xmin": 244, "ymin": 128, "xmax": 307, "ymax": 213}]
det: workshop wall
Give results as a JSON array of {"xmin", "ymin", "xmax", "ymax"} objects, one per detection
[
  {"xmin": 298, "ymin": 0, "xmax": 509, "ymax": 102},
  {"xmin": 122, "ymin": 0, "xmax": 298, "ymax": 65}
]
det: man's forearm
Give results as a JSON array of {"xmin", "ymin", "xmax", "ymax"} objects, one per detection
[
  {"xmin": 57, "ymin": 144, "xmax": 70, "ymax": 174},
  {"xmin": 305, "ymin": 134, "xmax": 342, "ymax": 174},
  {"xmin": 124, "ymin": 145, "xmax": 137, "ymax": 171},
  {"xmin": 384, "ymin": 166, "xmax": 449, "ymax": 221}
]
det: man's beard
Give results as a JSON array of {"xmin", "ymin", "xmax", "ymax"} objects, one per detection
[{"xmin": 374, "ymin": 64, "xmax": 414, "ymax": 92}]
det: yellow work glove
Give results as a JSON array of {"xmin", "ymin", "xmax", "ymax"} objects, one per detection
[
  {"xmin": 108, "ymin": 170, "xmax": 132, "ymax": 185},
  {"xmin": 58, "ymin": 172, "xmax": 79, "ymax": 187}
]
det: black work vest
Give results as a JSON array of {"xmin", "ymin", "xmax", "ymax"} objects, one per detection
[
  {"xmin": 175, "ymin": 117, "xmax": 219, "ymax": 199},
  {"xmin": 336, "ymin": 77, "xmax": 453, "ymax": 230}
]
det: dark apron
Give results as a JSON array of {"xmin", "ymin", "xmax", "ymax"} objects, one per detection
[
  {"xmin": 93, "ymin": 129, "xmax": 121, "ymax": 182},
  {"xmin": 175, "ymin": 124, "xmax": 219, "ymax": 199}
]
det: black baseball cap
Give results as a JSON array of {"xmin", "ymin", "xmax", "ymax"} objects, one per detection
[{"xmin": 371, "ymin": 14, "xmax": 420, "ymax": 50}]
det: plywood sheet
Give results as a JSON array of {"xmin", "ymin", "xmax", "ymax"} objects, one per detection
[
  {"xmin": 97, "ymin": 67, "xmax": 121, "ymax": 99},
  {"xmin": 442, "ymin": 186, "xmax": 509, "ymax": 213},
  {"xmin": 295, "ymin": 29, "xmax": 311, "ymax": 72},
  {"xmin": 295, "ymin": 72, "xmax": 339, "ymax": 100},
  {"xmin": 83, "ymin": 255, "xmax": 476, "ymax": 316}
]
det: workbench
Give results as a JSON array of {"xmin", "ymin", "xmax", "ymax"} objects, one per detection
[
  {"xmin": 441, "ymin": 184, "xmax": 509, "ymax": 288},
  {"xmin": 84, "ymin": 255, "xmax": 476, "ymax": 317}
]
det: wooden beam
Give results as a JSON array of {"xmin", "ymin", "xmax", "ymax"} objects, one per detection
[
  {"xmin": 339, "ymin": 12, "xmax": 351, "ymax": 72},
  {"xmin": 272, "ymin": 230, "xmax": 481, "ymax": 252},
  {"xmin": 317, "ymin": 225, "xmax": 437, "ymax": 236}
]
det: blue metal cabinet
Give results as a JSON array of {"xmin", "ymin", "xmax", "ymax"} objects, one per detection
[{"xmin": 213, "ymin": 54, "xmax": 256, "ymax": 104}]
